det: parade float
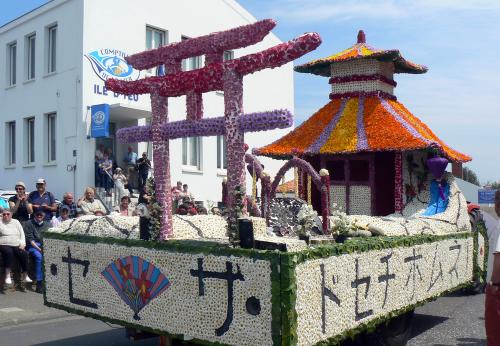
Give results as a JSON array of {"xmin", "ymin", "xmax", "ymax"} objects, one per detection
[{"xmin": 42, "ymin": 21, "xmax": 487, "ymax": 346}]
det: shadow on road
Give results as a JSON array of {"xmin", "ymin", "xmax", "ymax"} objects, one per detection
[
  {"xmin": 32, "ymin": 328, "xmax": 158, "ymax": 346},
  {"xmin": 410, "ymin": 313, "xmax": 448, "ymax": 339}
]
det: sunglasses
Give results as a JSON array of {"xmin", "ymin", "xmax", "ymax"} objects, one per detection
[
  {"xmin": 2, "ymin": 213, "xmax": 11, "ymax": 216},
  {"xmin": 15, "ymin": 187, "xmax": 25, "ymax": 191}
]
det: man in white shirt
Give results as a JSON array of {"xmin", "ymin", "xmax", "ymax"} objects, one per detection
[{"xmin": 486, "ymin": 190, "xmax": 500, "ymax": 345}]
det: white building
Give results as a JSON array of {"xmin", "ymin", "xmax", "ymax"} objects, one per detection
[{"xmin": 0, "ymin": 0, "xmax": 294, "ymax": 204}]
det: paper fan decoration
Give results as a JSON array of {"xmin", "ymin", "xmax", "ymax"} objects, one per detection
[{"xmin": 101, "ymin": 255, "xmax": 171, "ymax": 320}]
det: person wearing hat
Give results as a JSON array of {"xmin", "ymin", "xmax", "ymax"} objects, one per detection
[
  {"xmin": 8, "ymin": 182, "xmax": 33, "ymax": 223},
  {"xmin": 28, "ymin": 178, "xmax": 57, "ymax": 221},
  {"xmin": 0, "ymin": 208, "xmax": 31, "ymax": 286},
  {"xmin": 23, "ymin": 209, "xmax": 50, "ymax": 293},
  {"xmin": 51, "ymin": 205, "xmax": 71, "ymax": 227}
]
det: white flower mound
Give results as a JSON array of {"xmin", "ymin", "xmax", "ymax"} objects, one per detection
[
  {"xmin": 172, "ymin": 215, "xmax": 228, "ymax": 239},
  {"xmin": 49, "ymin": 215, "xmax": 140, "ymax": 239},
  {"xmin": 337, "ymin": 173, "xmax": 471, "ymax": 236}
]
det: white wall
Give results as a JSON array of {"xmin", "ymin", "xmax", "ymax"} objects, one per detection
[
  {"xmin": 0, "ymin": 0, "xmax": 295, "ymax": 203},
  {"xmin": 82, "ymin": 0, "xmax": 294, "ymax": 204},
  {"xmin": 0, "ymin": 0, "xmax": 83, "ymax": 198}
]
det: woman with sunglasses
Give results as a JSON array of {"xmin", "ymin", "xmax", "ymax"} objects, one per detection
[
  {"xmin": 0, "ymin": 208, "xmax": 31, "ymax": 286},
  {"xmin": 8, "ymin": 181, "xmax": 33, "ymax": 223}
]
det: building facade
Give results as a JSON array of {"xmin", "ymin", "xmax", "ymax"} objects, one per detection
[{"xmin": 0, "ymin": 0, "xmax": 294, "ymax": 203}]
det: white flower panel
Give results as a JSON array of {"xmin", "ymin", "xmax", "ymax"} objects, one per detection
[
  {"xmin": 331, "ymin": 185, "xmax": 346, "ymax": 212},
  {"xmin": 44, "ymin": 239, "xmax": 273, "ymax": 346},
  {"xmin": 349, "ymin": 185, "xmax": 372, "ymax": 215},
  {"xmin": 330, "ymin": 60, "xmax": 394, "ymax": 78},
  {"xmin": 331, "ymin": 80, "xmax": 394, "ymax": 95},
  {"xmin": 295, "ymin": 237, "xmax": 473, "ymax": 346}
]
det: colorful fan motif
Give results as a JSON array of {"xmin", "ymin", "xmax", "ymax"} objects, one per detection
[{"xmin": 101, "ymin": 256, "xmax": 171, "ymax": 320}]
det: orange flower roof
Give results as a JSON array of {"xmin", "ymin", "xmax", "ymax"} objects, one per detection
[
  {"xmin": 254, "ymin": 96, "xmax": 471, "ymax": 163},
  {"xmin": 295, "ymin": 30, "xmax": 428, "ymax": 77}
]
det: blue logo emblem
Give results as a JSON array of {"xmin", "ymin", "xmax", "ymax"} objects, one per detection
[
  {"xmin": 85, "ymin": 49, "xmax": 141, "ymax": 82},
  {"xmin": 93, "ymin": 111, "xmax": 105, "ymax": 125}
]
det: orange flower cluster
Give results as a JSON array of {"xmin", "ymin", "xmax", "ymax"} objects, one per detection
[{"xmin": 255, "ymin": 96, "xmax": 471, "ymax": 163}]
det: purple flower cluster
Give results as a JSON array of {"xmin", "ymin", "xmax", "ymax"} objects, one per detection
[
  {"xmin": 116, "ymin": 125, "xmax": 152, "ymax": 143},
  {"xmin": 161, "ymin": 117, "xmax": 225, "ymax": 140},
  {"xmin": 238, "ymin": 109, "xmax": 293, "ymax": 132}
]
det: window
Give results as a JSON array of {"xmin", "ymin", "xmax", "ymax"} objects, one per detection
[
  {"xmin": 25, "ymin": 117, "xmax": 35, "ymax": 164},
  {"xmin": 223, "ymin": 50, "xmax": 234, "ymax": 61},
  {"xmin": 5, "ymin": 121, "xmax": 16, "ymax": 165},
  {"xmin": 46, "ymin": 113, "xmax": 56, "ymax": 162},
  {"xmin": 146, "ymin": 26, "xmax": 166, "ymax": 50},
  {"xmin": 217, "ymin": 135, "xmax": 227, "ymax": 170},
  {"xmin": 26, "ymin": 34, "xmax": 36, "ymax": 80},
  {"xmin": 146, "ymin": 26, "xmax": 166, "ymax": 75},
  {"xmin": 181, "ymin": 36, "xmax": 202, "ymax": 71},
  {"xmin": 47, "ymin": 24, "xmax": 57, "ymax": 73},
  {"xmin": 7, "ymin": 42, "xmax": 17, "ymax": 86},
  {"xmin": 182, "ymin": 137, "xmax": 202, "ymax": 170}
]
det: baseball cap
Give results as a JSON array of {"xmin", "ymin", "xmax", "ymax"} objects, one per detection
[
  {"xmin": 15, "ymin": 181, "xmax": 26, "ymax": 189},
  {"xmin": 34, "ymin": 209, "xmax": 45, "ymax": 216},
  {"xmin": 36, "ymin": 178, "xmax": 46, "ymax": 184}
]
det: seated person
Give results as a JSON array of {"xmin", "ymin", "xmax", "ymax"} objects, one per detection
[
  {"xmin": 77, "ymin": 187, "xmax": 107, "ymax": 216},
  {"xmin": 113, "ymin": 196, "xmax": 137, "ymax": 217},
  {"xmin": 51, "ymin": 205, "xmax": 71, "ymax": 227},
  {"xmin": 23, "ymin": 210, "xmax": 50, "ymax": 293},
  {"xmin": 0, "ymin": 208, "xmax": 31, "ymax": 286}
]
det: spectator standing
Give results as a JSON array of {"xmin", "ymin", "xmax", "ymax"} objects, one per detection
[
  {"xmin": 95, "ymin": 144, "xmax": 105, "ymax": 188},
  {"xmin": 486, "ymin": 190, "xmax": 500, "ymax": 345},
  {"xmin": 28, "ymin": 178, "xmax": 57, "ymax": 221},
  {"xmin": 100, "ymin": 153, "xmax": 113, "ymax": 196},
  {"xmin": 181, "ymin": 184, "xmax": 194, "ymax": 203},
  {"xmin": 8, "ymin": 181, "xmax": 33, "ymax": 222},
  {"xmin": 124, "ymin": 146, "xmax": 138, "ymax": 195},
  {"xmin": 0, "ymin": 209, "xmax": 31, "ymax": 286},
  {"xmin": 59, "ymin": 192, "xmax": 77, "ymax": 219},
  {"xmin": 51, "ymin": 205, "xmax": 71, "ymax": 227},
  {"xmin": 136, "ymin": 152, "xmax": 151, "ymax": 189},
  {"xmin": 113, "ymin": 168, "xmax": 129, "ymax": 202},
  {"xmin": 77, "ymin": 187, "xmax": 107, "ymax": 216},
  {"xmin": 171, "ymin": 181, "xmax": 183, "ymax": 213},
  {"xmin": 24, "ymin": 210, "xmax": 49, "ymax": 293},
  {"xmin": 138, "ymin": 186, "xmax": 151, "ymax": 240}
]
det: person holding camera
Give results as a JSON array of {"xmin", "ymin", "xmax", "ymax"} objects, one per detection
[{"xmin": 8, "ymin": 181, "xmax": 33, "ymax": 223}]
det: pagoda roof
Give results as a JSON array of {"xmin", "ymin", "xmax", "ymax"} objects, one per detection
[
  {"xmin": 294, "ymin": 30, "xmax": 428, "ymax": 77},
  {"xmin": 254, "ymin": 96, "xmax": 471, "ymax": 163}
]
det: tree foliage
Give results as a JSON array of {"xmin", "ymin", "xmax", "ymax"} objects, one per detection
[{"xmin": 462, "ymin": 166, "xmax": 480, "ymax": 186}]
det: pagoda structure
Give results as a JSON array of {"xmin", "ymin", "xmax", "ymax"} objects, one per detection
[{"xmin": 255, "ymin": 30, "xmax": 471, "ymax": 217}]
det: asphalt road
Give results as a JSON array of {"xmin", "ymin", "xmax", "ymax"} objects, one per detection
[{"xmin": 0, "ymin": 289, "xmax": 487, "ymax": 346}]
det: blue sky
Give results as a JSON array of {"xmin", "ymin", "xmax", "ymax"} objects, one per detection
[{"xmin": 2, "ymin": 1, "xmax": 499, "ymax": 183}]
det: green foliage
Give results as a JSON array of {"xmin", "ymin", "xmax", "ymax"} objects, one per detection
[
  {"xmin": 486, "ymin": 181, "xmax": 500, "ymax": 189},
  {"xmin": 227, "ymin": 185, "xmax": 246, "ymax": 246},
  {"xmin": 463, "ymin": 166, "xmax": 480, "ymax": 186},
  {"xmin": 146, "ymin": 177, "xmax": 162, "ymax": 241}
]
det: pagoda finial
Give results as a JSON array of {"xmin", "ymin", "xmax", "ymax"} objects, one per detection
[{"xmin": 357, "ymin": 30, "xmax": 366, "ymax": 44}]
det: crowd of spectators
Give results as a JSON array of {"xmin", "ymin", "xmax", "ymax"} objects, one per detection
[
  {"xmin": 0, "ymin": 177, "xmax": 150, "ymax": 293},
  {"xmin": 95, "ymin": 146, "xmax": 151, "ymax": 201}
]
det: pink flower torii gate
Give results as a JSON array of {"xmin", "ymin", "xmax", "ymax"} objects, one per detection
[{"xmin": 105, "ymin": 19, "xmax": 321, "ymax": 240}]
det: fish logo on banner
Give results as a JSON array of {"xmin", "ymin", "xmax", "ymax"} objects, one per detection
[{"xmin": 85, "ymin": 49, "xmax": 141, "ymax": 82}]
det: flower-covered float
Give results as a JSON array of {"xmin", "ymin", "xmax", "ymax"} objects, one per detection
[{"xmin": 43, "ymin": 23, "xmax": 487, "ymax": 346}]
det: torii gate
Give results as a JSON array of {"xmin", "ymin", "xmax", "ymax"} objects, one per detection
[{"xmin": 105, "ymin": 19, "xmax": 321, "ymax": 241}]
